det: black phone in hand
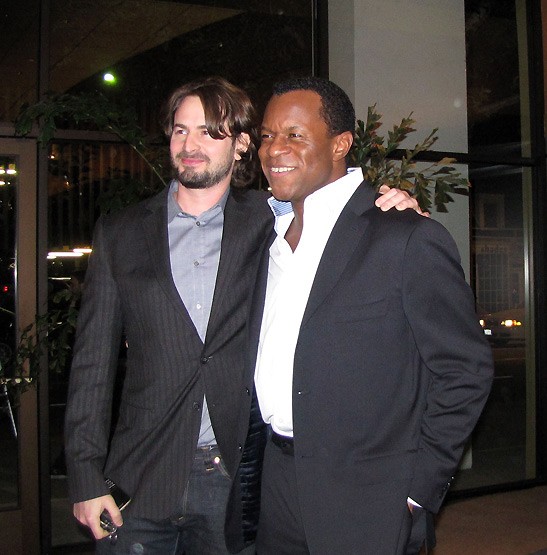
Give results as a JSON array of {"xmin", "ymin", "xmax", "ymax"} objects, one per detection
[{"xmin": 99, "ymin": 479, "xmax": 131, "ymax": 535}]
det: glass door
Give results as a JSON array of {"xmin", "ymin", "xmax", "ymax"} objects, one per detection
[{"xmin": 0, "ymin": 138, "xmax": 39, "ymax": 554}]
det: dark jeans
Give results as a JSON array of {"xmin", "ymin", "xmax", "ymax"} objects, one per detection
[{"xmin": 96, "ymin": 446, "xmax": 253, "ymax": 555}]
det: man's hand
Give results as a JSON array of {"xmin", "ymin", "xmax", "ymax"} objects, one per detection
[
  {"xmin": 73, "ymin": 494, "xmax": 123, "ymax": 540},
  {"xmin": 376, "ymin": 184, "xmax": 430, "ymax": 217}
]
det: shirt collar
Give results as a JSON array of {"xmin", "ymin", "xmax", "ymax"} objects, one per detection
[
  {"xmin": 267, "ymin": 167, "xmax": 364, "ymax": 218},
  {"xmin": 167, "ymin": 179, "xmax": 229, "ymax": 223}
]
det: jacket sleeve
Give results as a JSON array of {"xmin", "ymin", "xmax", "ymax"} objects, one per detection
[
  {"xmin": 403, "ymin": 219, "xmax": 493, "ymax": 512},
  {"xmin": 65, "ymin": 216, "xmax": 124, "ymax": 503}
]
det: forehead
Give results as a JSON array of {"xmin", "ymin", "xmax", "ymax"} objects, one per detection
[
  {"xmin": 262, "ymin": 90, "xmax": 326, "ymax": 132},
  {"xmin": 174, "ymin": 95, "xmax": 205, "ymax": 123}
]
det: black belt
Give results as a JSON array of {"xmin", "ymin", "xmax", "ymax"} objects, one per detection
[{"xmin": 271, "ymin": 430, "xmax": 294, "ymax": 456}]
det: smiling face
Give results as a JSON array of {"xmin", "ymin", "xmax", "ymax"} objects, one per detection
[
  {"xmin": 170, "ymin": 95, "xmax": 240, "ymax": 191},
  {"xmin": 259, "ymin": 90, "xmax": 352, "ymax": 207}
]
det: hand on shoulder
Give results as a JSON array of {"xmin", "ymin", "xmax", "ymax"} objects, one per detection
[{"xmin": 376, "ymin": 185, "xmax": 430, "ymax": 217}]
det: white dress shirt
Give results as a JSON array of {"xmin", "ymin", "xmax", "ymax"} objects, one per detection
[{"xmin": 254, "ymin": 168, "xmax": 364, "ymax": 437}]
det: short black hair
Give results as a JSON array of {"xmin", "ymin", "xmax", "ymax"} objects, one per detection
[{"xmin": 272, "ymin": 76, "xmax": 355, "ymax": 138}]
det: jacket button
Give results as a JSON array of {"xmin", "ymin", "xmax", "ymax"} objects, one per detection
[
  {"xmin": 200, "ymin": 356, "xmax": 209, "ymax": 364},
  {"xmin": 238, "ymin": 444, "xmax": 243, "ymax": 452},
  {"xmin": 193, "ymin": 402, "xmax": 201, "ymax": 411},
  {"xmin": 245, "ymin": 387, "xmax": 250, "ymax": 395}
]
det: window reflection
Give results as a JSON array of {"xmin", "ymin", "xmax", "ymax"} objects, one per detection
[
  {"xmin": 0, "ymin": 154, "xmax": 19, "ymax": 509},
  {"xmin": 465, "ymin": 0, "xmax": 524, "ymax": 154},
  {"xmin": 453, "ymin": 164, "xmax": 530, "ymax": 490}
]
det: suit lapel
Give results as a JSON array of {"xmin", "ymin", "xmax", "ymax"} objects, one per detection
[
  {"xmin": 205, "ymin": 191, "xmax": 257, "ymax": 351},
  {"xmin": 142, "ymin": 187, "xmax": 195, "ymax": 329},
  {"xmin": 301, "ymin": 181, "xmax": 377, "ymax": 326}
]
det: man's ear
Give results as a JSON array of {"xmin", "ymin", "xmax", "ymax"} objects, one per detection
[
  {"xmin": 234, "ymin": 133, "xmax": 251, "ymax": 161},
  {"xmin": 332, "ymin": 131, "xmax": 354, "ymax": 162}
]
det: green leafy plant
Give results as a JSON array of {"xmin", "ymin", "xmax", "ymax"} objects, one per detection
[
  {"xmin": 0, "ymin": 286, "xmax": 80, "ymax": 403},
  {"xmin": 15, "ymin": 90, "xmax": 168, "ymax": 188},
  {"xmin": 350, "ymin": 105, "xmax": 469, "ymax": 213}
]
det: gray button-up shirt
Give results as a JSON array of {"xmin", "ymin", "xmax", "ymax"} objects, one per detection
[{"xmin": 167, "ymin": 180, "xmax": 228, "ymax": 447}]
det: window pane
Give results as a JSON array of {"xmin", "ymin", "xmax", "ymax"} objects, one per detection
[
  {"xmin": 465, "ymin": 0, "xmax": 531, "ymax": 157},
  {"xmin": 0, "ymin": 1, "xmax": 40, "ymax": 123},
  {"xmin": 49, "ymin": 0, "xmax": 314, "ymax": 136},
  {"xmin": 0, "ymin": 154, "xmax": 19, "ymax": 510},
  {"xmin": 453, "ymin": 164, "xmax": 535, "ymax": 490}
]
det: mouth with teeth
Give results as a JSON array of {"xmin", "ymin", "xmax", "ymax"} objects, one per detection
[{"xmin": 269, "ymin": 166, "xmax": 296, "ymax": 173}]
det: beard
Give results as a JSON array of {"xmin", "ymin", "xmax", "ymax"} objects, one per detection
[{"xmin": 171, "ymin": 149, "xmax": 235, "ymax": 190}]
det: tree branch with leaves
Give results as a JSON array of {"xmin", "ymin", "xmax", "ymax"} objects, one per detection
[{"xmin": 350, "ymin": 105, "xmax": 469, "ymax": 213}]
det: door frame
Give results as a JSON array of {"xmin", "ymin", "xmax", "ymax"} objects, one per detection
[{"xmin": 0, "ymin": 135, "xmax": 40, "ymax": 554}]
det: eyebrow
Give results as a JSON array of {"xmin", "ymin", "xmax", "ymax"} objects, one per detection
[
  {"xmin": 261, "ymin": 124, "xmax": 303, "ymax": 132},
  {"xmin": 173, "ymin": 123, "xmax": 209, "ymax": 130}
]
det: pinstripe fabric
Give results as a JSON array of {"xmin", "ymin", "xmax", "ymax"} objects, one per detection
[{"xmin": 65, "ymin": 186, "xmax": 272, "ymax": 534}]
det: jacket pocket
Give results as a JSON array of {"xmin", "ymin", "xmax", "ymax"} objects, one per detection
[{"xmin": 117, "ymin": 400, "xmax": 158, "ymax": 430}]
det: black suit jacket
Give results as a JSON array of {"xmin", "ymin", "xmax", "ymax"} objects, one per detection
[
  {"xmin": 247, "ymin": 181, "xmax": 493, "ymax": 554},
  {"xmin": 65, "ymin": 185, "xmax": 272, "ymax": 551}
]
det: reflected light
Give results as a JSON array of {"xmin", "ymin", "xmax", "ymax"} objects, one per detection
[
  {"xmin": 47, "ymin": 247, "xmax": 92, "ymax": 259},
  {"xmin": 501, "ymin": 319, "xmax": 522, "ymax": 327},
  {"xmin": 48, "ymin": 252, "xmax": 84, "ymax": 259}
]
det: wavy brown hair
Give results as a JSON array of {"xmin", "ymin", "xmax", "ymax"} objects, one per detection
[{"xmin": 162, "ymin": 76, "xmax": 259, "ymax": 188}]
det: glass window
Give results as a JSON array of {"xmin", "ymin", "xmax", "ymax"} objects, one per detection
[
  {"xmin": 452, "ymin": 0, "xmax": 539, "ymax": 493},
  {"xmin": 0, "ymin": 154, "xmax": 19, "ymax": 510},
  {"xmin": 452, "ymin": 163, "xmax": 535, "ymax": 490},
  {"xmin": 465, "ymin": 0, "xmax": 530, "ymax": 157},
  {"xmin": 0, "ymin": 1, "xmax": 40, "ymax": 123},
  {"xmin": 48, "ymin": 0, "xmax": 314, "ymax": 137}
]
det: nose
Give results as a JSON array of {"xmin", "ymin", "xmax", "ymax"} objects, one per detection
[
  {"xmin": 183, "ymin": 131, "xmax": 200, "ymax": 153},
  {"xmin": 264, "ymin": 135, "xmax": 289, "ymax": 158}
]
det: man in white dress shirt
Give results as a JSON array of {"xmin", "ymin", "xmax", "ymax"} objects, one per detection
[{"xmin": 249, "ymin": 77, "xmax": 493, "ymax": 555}]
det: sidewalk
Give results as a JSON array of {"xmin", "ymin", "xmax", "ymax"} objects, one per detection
[{"xmin": 433, "ymin": 485, "xmax": 547, "ymax": 554}]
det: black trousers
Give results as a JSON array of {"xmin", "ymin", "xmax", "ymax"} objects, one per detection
[
  {"xmin": 255, "ymin": 437, "xmax": 310, "ymax": 555},
  {"xmin": 255, "ymin": 435, "xmax": 436, "ymax": 555}
]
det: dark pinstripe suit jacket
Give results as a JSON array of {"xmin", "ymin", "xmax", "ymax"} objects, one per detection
[{"xmin": 65, "ymin": 185, "xmax": 272, "ymax": 549}]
